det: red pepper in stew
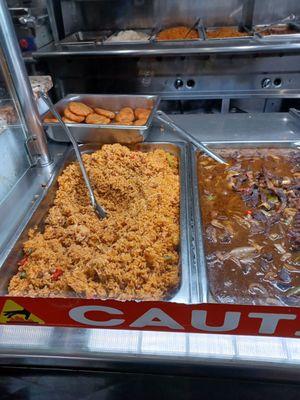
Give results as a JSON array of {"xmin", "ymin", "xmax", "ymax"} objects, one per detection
[{"xmin": 51, "ymin": 268, "xmax": 63, "ymax": 281}]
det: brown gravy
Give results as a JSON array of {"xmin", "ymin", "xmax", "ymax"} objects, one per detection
[
  {"xmin": 260, "ymin": 25, "xmax": 298, "ymax": 36},
  {"xmin": 206, "ymin": 27, "xmax": 248, "ymax": 39},
  {"xmin": 198, "ymin": 148, "xmax": 300, "ymax": 305}
]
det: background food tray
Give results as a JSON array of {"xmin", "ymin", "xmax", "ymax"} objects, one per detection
[
  {"xmin": 59, "ymin": 30, "xmax": 112, "ymax": 45},
  {"xmin": 43, "ymin": 94, "xmax": 160, "ymax": 144},
  {"xmin": 153, "ymin": 24, "xmax": 204, "ymax": 43},
  {"xmin": 0, "ymin": 142, "xmax": 195, "ymax": 304},
  {"xmin": 103, "ymin": 28, "xmax": 153, "ymax": 45},
  {"xmin": 254, "ymin": 23, "xmax": 300, "ymax": 41},
  {"xmin": 203, "ymin": 25, "xmax": 253, "ymax": 40}
]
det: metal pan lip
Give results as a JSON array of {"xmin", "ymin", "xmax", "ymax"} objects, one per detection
[
  {"xmin": 191, "ymin": 145, "xmax": 208, "ymax": 303},
  {"xmin": 191, "ymin": 140, "xmax": 300, "ymax": 305}
]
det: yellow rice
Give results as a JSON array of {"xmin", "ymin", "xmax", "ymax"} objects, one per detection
[{"xmin": 8, "ymin": 144, "xmax": 180, "ymax": 300}]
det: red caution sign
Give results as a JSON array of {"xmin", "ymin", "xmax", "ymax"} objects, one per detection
[{"xmin": 0, "ymin": 296, "xmax": 299, "ymax": 338}]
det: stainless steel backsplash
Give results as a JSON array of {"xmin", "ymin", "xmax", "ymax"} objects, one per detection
[{"xmin": 60, "ymin": 0, "xmax": 300, "ymax": 36}]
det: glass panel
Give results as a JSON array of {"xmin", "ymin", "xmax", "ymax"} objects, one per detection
[
  {"xmin": 0, "ymin": 45, "xmax": 30, "ymax": 204},
  {"xmin": 0, "ymin": 47, "xmax": 20, "ymax": 130}
]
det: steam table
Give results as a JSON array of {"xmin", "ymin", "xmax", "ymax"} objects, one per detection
[{"xmin": 0, "ymin": 112, "xmax": 300, "ymax": 396}]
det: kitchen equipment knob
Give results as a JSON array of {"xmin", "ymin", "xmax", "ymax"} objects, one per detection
[
  {"xmin": 174, "ymin": 78, "xmax": 184, "ymax": 89},
  {"xmin": 19, "ymin": 38, "xmax": 29, "ymax": 49},
  {"xmin": 261, "ymin": 78, "xmax": 272, "ymax": 89}
]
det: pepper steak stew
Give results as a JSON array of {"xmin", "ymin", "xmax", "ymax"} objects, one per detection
[{"xmin": 198, "ymin": 148, "xmax": 300, "ymax": 305}]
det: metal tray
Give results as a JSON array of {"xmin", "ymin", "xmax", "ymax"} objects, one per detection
[
  {"xmin": 254, "ymin": 23, "xmax": 300, "ymax": 41},
  {"xmin": 43, "ymin": 94, "xmax": 160, "ymax": 144},
  {"xmin": 59, "ymin": 30, "xmax": 112, "ymax": 45},
  {"xmin": 0, "ymin": 142, "xmax": 194, "ymax": 303},
  {"xmin": 103, "ymin": 29, "xmax": 154, "ymax": 45},
  {"xmin": 191, "ymin": 141, "xmax": 299, "ymax": 305},
  {"xmin": 203, "ymin": 25, "xmax": 253, "ymax": 41},
  {"xmin": 153, "ymin": 24, "xmax": 204, "ymax": 43}
]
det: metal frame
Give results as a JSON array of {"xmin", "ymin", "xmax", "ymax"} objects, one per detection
[
  {"xmin": 46, "ymin": 0, "xmax": 64, "ymax": 43},
  {"xmin": 0, "ymin": 1, "xmax": 51, "ymax": 166}
]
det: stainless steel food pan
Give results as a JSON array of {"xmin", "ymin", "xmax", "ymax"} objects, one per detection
[
  {"xmin": 203, "ymin": 25, "xmax": 253, "ymax": 40},
  {"xmin": 254, "ymin": 23, "xmax": 300, "ymax": 41},
  {"xmin": 153, "ymin": 24, "xmax": 204, "ymax": 43},
  {"xmin": 191, "ymin": 141, "xmax": 299, "ymax": 305},
  {"xmin": 43, "ymin": 94, "xmax": 160, "ymax": 144},
  {"xmin": 0, "ymin": 142, "xmax": 195, "ymax": 303},
  {"xmin": 103, "ymin": 29, "xmax": 153, "ymax": 45},
  {"xmin": 59, "ymin": 30, "xmax": 112, "ymax": 45}
]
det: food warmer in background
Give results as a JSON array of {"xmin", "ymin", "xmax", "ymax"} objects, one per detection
[{"xmin": 29, "ymin": 0, "xmax": 300, "ymax": 115}]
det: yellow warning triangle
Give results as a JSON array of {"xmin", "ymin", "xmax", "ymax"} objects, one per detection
[{"xmin": 0, "ymin": 299, "xmax": 44, "ymax": 324}]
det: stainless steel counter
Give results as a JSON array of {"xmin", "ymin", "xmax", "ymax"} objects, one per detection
[
  {"xmin": 1, "ymin": 112, "xmax": 300, "ymax": 376},
  {"xmin": 151, "ymin": 112, "xmax": 300, "ymax": 143},
  {"xmin": 35, "ymin": 39, "xmax": 300, "ymax": 58}
]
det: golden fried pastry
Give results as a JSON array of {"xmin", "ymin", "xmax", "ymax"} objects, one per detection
[
  {"xmin": 115, "ymin": 107, "xmax": 135, "ymax": 123},
  {"xmin": 95, "ymin": 107, "xmax": 115, "ymax": 119},
  {"xmin": 115, "ymin": 114, "xmax": 132, "ymax": 124},
  {"xmin": 120, "ymin": 107, "xmax": 134, "ymax": 116},
  {"xmin": 134, "ymin": 108, "xmax": 151, "ymax": 120},
  {"xmin": 62, "ymin": 117, "xmax": 76, "ymax": 124},
  {"xmin": 64, "ymin": 107, "xmax": 85, "ymax": 123},
  {"xmin": 86, "ymin": 113, "xmax": 110, "ymax": 125},
  {"xmin": 44, "ymin": 116, "xmax": 59, "ymax": 123},
  {"xmin": 68, "ymin": 102, "xmax": 93, "ymax": 117},
  {"xmin": 134, "ymin": 118, "xmax": 148, "ymax": 126}
]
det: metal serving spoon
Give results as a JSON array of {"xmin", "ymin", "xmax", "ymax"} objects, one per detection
[
  {"xmin": 40, "ymin": 92, "xmax": 107, "ymax": 219},
  {"xmin": 155, "ymin": 110, "xmax": 227, "ymax": 164},
  {"xmin": 256, "ymin": 13, "xmax": 296, "ymax": 34},
  {"xmin": 184, "ymin": 17, "xmax": 201, "ymax": 39}
]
